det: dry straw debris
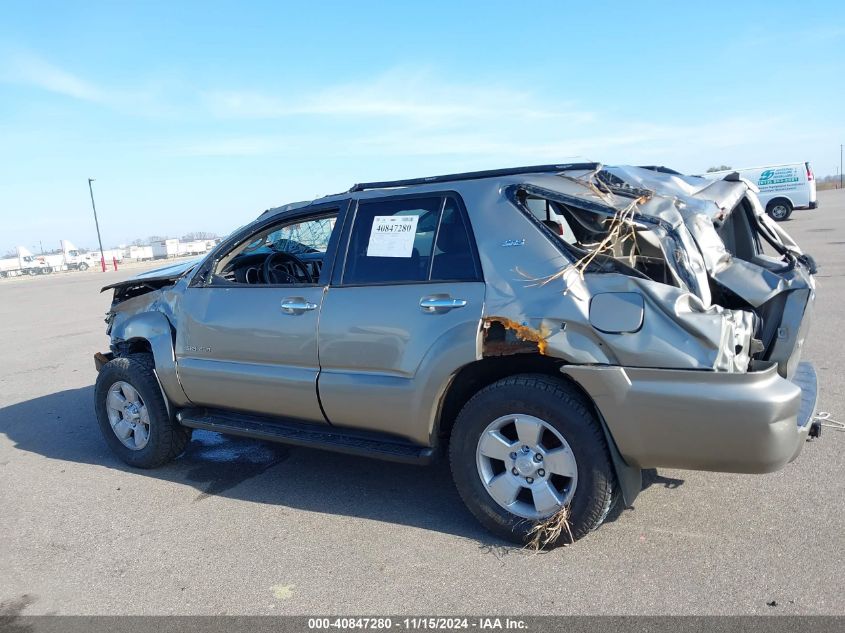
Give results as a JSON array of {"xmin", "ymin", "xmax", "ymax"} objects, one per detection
[
  {"xmin": 534, "ymin": 195, "xmax": 645, "ymax": 294},
  {"xmin": 521, "ymin": 169, "xmax": 650, "ymax": 296},
  {"xmin": 525, "ymin": 505, "xmax": 574, "ymax": 551}
]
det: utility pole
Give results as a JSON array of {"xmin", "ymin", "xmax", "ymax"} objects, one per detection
[
  {"xmin": 88, "ymin": 178, "xmax": 107, "ymax": 272},
  {"xmin": 840, "ymin": 144, "xmax": 843, "ymax": 189}
]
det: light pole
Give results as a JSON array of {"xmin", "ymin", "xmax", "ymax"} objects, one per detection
[
  {"xmin": 88, "ymin": 178, "xmax": 107, "ymax": 272},
  {"xmin": 840, "ymin": 144, "xmax": 843, "ymax": 190}
]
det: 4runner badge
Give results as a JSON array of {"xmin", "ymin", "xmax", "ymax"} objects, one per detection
[{"xmin": 185, "ymin": 345, "xmax": 212, "ymax": 353}]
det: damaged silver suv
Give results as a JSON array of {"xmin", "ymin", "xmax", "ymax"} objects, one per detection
[{"xmin": 94, "ymin": 163, "xmax": 818, "ymax": 544}]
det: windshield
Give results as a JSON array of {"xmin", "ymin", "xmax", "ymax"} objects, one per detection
[{"xmin": 242, "ymin": 217, "xmax": 336, "ymax": 255}]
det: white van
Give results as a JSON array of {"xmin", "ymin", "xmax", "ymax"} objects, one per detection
[{"xmin": 701, "ymin": 162, "xmax": 817, "ymax": 221}]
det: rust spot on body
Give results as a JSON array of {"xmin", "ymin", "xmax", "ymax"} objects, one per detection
[{"xmin": 483, "ymin": 317, "xmax": 549, "ymax": 356}]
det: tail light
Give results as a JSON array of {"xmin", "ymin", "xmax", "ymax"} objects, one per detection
[{"xmin": 806, "ymin": 162, "xmax": 814, "ymax": 181}]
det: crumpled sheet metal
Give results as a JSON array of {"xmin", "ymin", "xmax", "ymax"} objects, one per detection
[
  {"xmin": 679, "ymin": 191, "xmax": 813, "ymax": 307},
  {"xmin": 483, "ymin": 265, "xmax": 755, "ymax": 373},
  {"xmin": 493, "ymin": 166, "xmax": 810, "ymax": 374},
  {"xmin": 109, "ymin": 282, "xmax": 182, "ymax": 340},
  {"xmin": 603, "ymin": 165, "xmax": 749, "ymax": 222},
  {"xmin": 481, "ymin": 167, "xmax": 773, "ymax": 372}
]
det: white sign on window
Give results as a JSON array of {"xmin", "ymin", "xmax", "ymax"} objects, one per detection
[{"xmin": 366, "ymin": 215, "xmax": 419, "ymax": 258}]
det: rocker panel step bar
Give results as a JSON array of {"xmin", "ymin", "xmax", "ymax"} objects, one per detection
[{"xmin": 177, "ymin": 408, "xmax": 434, "ymax": 465}]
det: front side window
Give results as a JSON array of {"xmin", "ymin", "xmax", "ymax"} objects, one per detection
[
  {"xmin": 213, "ymin": 214, "xmax": 338, "ymax": 285},
  {"xmin": 342, "ymin": 195, "xmax": 479, "ymax": 285}
]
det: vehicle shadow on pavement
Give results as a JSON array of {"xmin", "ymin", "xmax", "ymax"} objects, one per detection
[
  {"xmin": 0, "ymin": 387, "xmax": 489, "ymax": 543},
  {"xmin": 0, "ymin": 387, "xmax": 683, "ymax": 545}
]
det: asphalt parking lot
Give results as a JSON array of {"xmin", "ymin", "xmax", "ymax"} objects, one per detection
[{"xmin": 1, "ymin": 190, "xmax": 843, "ymax": 616}]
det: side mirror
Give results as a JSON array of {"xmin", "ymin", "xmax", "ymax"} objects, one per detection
[{"xmin": 589, "ymin": 292, "xmax": 644, "ymax": 334}]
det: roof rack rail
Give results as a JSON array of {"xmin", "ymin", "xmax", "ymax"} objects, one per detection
[
  {"xmin": 348, "ymin": 163, "xmax": 601, "ymax": 193},
  {"xmin": 637, "ymin": 165, "xmax": 683, "ymax": 176}
]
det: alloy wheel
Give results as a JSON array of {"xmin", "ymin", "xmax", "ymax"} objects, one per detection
[
  {"xmin": 475, "ymin": 414, "xmax": 577, "ymax": 520},
  {"xmin": 771, "ymin": 204, "xmax": 789, "ymax": 220},
  {"xmin": 105, "ymin": 381, "xmax": 151, "ymax": 450}
]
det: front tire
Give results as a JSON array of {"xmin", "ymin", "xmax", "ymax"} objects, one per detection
[
  {"xmin": 94, "ymin": 354, "xmax": 190, "ymax": 468},
  {"xmin": 767, "ymin": 199, "xmax": 793, "ymax": 221},
  {"xmin": 449, "ymin": 375, "xmax": 615, "ymax": 545},
  {"xmin": 78, "ymin": 262, "xmax": 89, "ymax": 271}
]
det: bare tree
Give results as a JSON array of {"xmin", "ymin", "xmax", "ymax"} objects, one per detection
[
  {"xmin": 181, "ymin": 231, "xmax": 219, "ymax": 241},
  {"xmin": 706, "ymin": 165, "xmax": 733, "ymax": 173}
]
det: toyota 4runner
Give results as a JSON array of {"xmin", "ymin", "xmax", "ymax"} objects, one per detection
[{"xmin": 93, "ymin": 163, "xmax": 819, "ymax": 544}]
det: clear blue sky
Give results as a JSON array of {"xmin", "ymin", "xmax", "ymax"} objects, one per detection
[{"xmin": 1, "ymin": 0, "xmax": 843, "ymax": 253}]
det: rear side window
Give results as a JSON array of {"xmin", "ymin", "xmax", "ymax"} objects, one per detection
[
  {"xmin": 343, "ymin": 195, "xmax": 480, "ymax": 284},
  {"xmin": 430, "ymin": 198, "xmax": 478, "ymax": 281}
]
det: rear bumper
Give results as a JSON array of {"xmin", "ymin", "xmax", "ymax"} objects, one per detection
[{"xmin": 563, "ymin": 360, "xmax": 816, "ymax": 474}]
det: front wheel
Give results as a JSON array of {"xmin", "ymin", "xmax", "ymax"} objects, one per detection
[
  {"xmin": 78, "ymin": 262, "xmax": 89, "ymax": 271},
  {"xmin": 94, "ymin": 354, "xmax": 191, "ymax": 468},
  {"xmin": 449, "ymin": 375, "xmax": 615, "ymax": 545},
  {"xmin": 767, "ymin": 199, "xmax": 793, "ymax": 221}
]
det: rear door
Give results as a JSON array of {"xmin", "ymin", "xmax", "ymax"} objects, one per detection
[{"xmin": 317, "ymin": 193, "xmax": 485, "ymax": 445}]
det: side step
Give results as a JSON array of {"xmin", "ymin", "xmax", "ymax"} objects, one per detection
[{"xmin": 177, "ymin": 408, "xmax": 435, "ymax": 465}]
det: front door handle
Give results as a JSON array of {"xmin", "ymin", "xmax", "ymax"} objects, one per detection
[
  {"xmin": 281, "ymin": 297, "xmax": 318, "ymax": 315},
  {"xmin": 419, "ymin": 296, "xmax": 468, "ymax": 313}
]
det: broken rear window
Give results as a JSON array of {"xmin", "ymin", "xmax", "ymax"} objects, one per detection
[{"xmin": 515, "ymin": 187, "xmax": 678, "ymax": 287}]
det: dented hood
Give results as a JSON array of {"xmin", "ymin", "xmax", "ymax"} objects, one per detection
[{"xmin": 101, "ymin": 258, "xmax": 199, "ymax": 293}]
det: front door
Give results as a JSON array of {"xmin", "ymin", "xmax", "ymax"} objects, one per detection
[{"xmin": 176, "ymin": 205, "xmax": 346, "ymax": 421}]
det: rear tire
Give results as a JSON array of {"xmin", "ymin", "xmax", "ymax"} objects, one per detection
[
  {"xmin": 94, "ymin": 354, "xmax": 191, "ymax": 468},
  {"xmin": 449, "ymin": 374, "xmax": 615, "ymax": 545},
  {"xmin": 767, "ymin": 199, "xmax": 793, "ymax": 221}
]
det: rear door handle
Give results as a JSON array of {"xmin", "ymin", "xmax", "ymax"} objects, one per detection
[
  {"xmin": 281, "ymin": 297, "xmax": 318, "ymax": 315},
  {"xmin": 419, "ymin": 296, "xmax": 467, "ymax": 313}
]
